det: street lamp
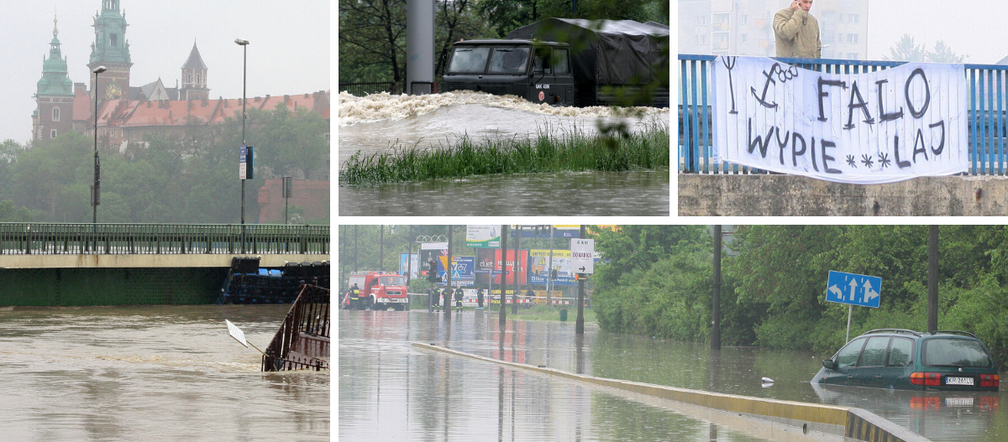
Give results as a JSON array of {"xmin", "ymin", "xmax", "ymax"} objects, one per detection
[
  {"xmin": 92, "ymin": 65, "xmax": 106, "ymax": 226},
  {"xmin": 235, "ymin": 38, "xmax": 249, "ymax": 226}
]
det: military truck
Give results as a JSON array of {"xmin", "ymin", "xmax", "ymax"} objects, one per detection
[{"xmin": 441, "ymin": 18, "xmax": 669, "ymax": 107}]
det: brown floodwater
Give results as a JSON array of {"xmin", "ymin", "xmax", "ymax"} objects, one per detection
[{"xmin": 0, "ymin": 304, "xmax": 329, "ymax": 441}]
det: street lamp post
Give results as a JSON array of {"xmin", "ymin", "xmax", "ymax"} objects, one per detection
[
  {"xmin": 92, "ymin": 65, "xmax": 106, "ymax": 227},
  {"xmin": 235, "ymin": 38, "xmax": 249, "ymax": 226},
  {"xmin": 235, "ymin": 38, "xmax": 249, "ymax": 253}
]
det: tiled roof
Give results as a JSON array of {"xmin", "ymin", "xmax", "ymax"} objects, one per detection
[{"xmin": 97, "ymin": 91, "xmax": 330, "ymax": 128}]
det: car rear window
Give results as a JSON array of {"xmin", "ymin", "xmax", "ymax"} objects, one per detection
[{"xmin": 922, "ymin": 338, "xmax": 993, "ymax": 367}]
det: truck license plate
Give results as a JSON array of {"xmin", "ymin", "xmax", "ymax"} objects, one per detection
[{"xmin": 945, "ymin": 376, "xmax": 974, "ymax": 386}]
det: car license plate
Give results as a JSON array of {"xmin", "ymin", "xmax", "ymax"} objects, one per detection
[
  {"xmin": 946, "ymin": 397, "xmax": 974, "ymax": 407},
  {"xmin": 945, "ymin": 376, "xmax": 974, "ymax": 386}
]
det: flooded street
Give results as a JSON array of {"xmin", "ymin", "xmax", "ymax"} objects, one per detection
[
  {"xmin": 340, "ymin": 310, "xmax": 1007, "ymax": 441},
  {"xmin": 337, "ymin": 91, "xmax": 670, "ymax": 216},
  {"xmin": 0, "ymin": 305, "xmax": 329, "ymax": 441},
  {"xmin": 338, "ymin": 170, "xmax": 669, "ymax": 216}
]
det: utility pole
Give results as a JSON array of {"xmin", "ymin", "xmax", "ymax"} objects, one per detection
[
  {"xmin": 513, "ymin": 225, "xmax": 521, "ymax": 315},
  {"xmin": 446, "ymin": 225, "xmax": 453, "ymax": 319},
  {"xmin": 500, "ymin": 225, "xmax": 508, "ymax": 326},
  {"xmin": 927, "ymin": 225, "xmax": 939, "ymax": 333},
  {"xmin": 712, "ymin": 226, "xmax": 722, "ymax": 350}
]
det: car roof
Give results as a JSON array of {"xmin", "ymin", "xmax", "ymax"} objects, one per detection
[{"xmin": 858, "ymin": 329, "xmax": 981, "ymax": 339}]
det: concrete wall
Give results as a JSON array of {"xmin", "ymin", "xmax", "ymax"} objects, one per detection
[{"xmin": 679, "ymin": 174, "xmax": 1008, "ymax": 216}]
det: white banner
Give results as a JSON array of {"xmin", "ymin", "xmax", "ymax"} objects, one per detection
[
  {"xmin": 712, "ymin": 56, "xmax": 968, "ymax": 184},
  {"xmin": 466, "ymin": 225, "xmax": 501, "ymax": 248}
]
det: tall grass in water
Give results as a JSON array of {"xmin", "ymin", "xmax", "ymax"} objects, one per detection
[{"xmin": 339, "ymin": 120, "xmax": 669, "ymax": 186}]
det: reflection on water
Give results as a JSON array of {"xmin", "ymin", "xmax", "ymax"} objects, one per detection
[
  {"xmin": 0, "ymin": 305, "xmax": 329, "ymax": 441},
  {"xmin": 339, "ymin": 170, "xmax": 669, "ymax": 216},
  {"xmin": 339, "ymin": 310, "xmax": 768, "ymax": 441},
  {"xmin": 339, "ymin": 310, "xmax": 1008, "ymax": 442}
]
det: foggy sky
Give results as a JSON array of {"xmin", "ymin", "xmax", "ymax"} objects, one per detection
[
  {"xmin": 677, "ymin": 0, "xmax": 1008, "ymax": 64},
  {"xmin": 1, "ymin": 0, "xmax": 329, "ymax": 143},
  {"xmin": 864, "ymin": 0, "xmax": 1008, "ymax": 63}
]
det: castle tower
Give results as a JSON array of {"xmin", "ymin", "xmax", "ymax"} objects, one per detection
[
  {"xmin": 33, "ymin": 15, "xmax": 75, "ymax": 141},
  {"xmin": 88, "ymin": 0, "xmax": 132, "ymax": 103},
  {"xmin": 180, "ymin": 41, "xmax": 209, "ymax": 100}
]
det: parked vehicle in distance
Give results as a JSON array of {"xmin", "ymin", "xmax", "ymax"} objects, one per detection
[
  {"xmin": 345, "ymin": 272, "xmax": 409, "ymax": 311},
  {"xmin": 812, "ymin": 329, "xmax": 1000, "ymax": 391}
]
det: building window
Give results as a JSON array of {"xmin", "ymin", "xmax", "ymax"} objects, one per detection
[
  {"xmin": 849, "ymin": 52, "xmax": 859, "ymax": 59},
  {"xmin": 852, "ymin": 14, "xmax": 859, "ymax": 24},
  {"xmin": 740, "ymin": 14, "xmax": 748, "ymax": 25},
  {"xmin": 741, "ymin": 34, "xmax": 748, "ymax": 44},
  {"xmin": 111, "ymin": 33, "xmax": 118, "ymax": 48},
  {"xmin": 196, "ymin": 73, "xmax": 201, "ymax": 84},
  {"xmin": 50, "ymin": 129, "xmax": 57, "ymax": 139},
  {"xmin": 697, "ymin": 16, "xmax": 708, "ymax": 25},
  {"xmin": 848, "ymin": 34, "xmax": 858, "ymax": 44},
  {"xmin": 52, "ymin": 106, "xmax": 60, "ymax": 122}
]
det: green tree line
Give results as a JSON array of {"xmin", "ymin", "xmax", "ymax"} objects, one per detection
[
  {"xmin": 338, "ymin": 0, "xmax": 669, "ymax": 87},
  {"xmin": 0, "ymin": 104, "xmax": 328, "ymax": 224},
  {"xmin": 590, "ymin": 225, "xmax": 1008, "ymax": 371}
]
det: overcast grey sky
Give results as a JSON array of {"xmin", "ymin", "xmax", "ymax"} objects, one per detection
[
  {"xmin": 864, "ymin": 0, "xmax": 1008, "ymax": 63},
  {"xmin": 1, "ymin": 0, "xmax": 329, "ymax": 143}
]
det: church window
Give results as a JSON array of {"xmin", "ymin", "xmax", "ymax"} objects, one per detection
[
  {"xmin": 52, "ymin": 106, "xmax": 60, "ymax": 122},
  {"xmin": 111, "ymin": 33, "xmax": 118, "ymax": 48},
  {"xmin": 51, "ymin": 129, "xmax": 58, "ymax": 139},
  {"xmin": 196, "ymin": 73, "xmax": 201, "ymax": 84}
]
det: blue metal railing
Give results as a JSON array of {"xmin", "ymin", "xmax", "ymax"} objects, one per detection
[
  {"xmin": 0, "ymin": 223, "xmax": 329, "ymax": 256},
  {"xmin": 679, "ymin": 55, "xmax": 1008, "ymax": 176}
]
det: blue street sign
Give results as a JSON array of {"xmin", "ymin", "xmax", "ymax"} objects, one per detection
[{"xmin": 826, "ymin": 270, "xmax": 882, "ymax": 308}]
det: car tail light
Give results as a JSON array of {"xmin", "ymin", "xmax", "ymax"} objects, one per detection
[
  {"xmin": 909, "ymin": 396, "xmax": 941, "ymax": 410},
  {"xmin": 911, "ymin": 372, "xmax": 942, "ymax": 386},
  {"xmin": 979, "ymin": 374, "xmax": 999, "ymax": 388}
]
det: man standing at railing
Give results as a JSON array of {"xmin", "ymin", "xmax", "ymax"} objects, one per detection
[{"xmin": 773, "ymin": 0, "xmax": 821, "ymax": 58}]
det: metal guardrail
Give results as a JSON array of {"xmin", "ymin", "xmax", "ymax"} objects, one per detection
[
  {"xmin": 679, "ymin": 54, "xmax": 1008, "ymax": 176},
  {"xmin": 0, "ymin": 223, "xmax": 329, "ymax": 255},
  {"xmin": 263, "ymin": 281, "xmax": 330, "ymax": 372}
]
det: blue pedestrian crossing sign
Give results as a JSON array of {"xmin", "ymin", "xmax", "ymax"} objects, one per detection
[{"xmin": 826, "ymin": 270, "xmax": 882, "ymax": 308}]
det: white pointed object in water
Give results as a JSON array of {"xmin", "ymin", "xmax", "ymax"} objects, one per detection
[{"xmin": 761, "ymin": 377, "xmax": 775, "ymax": 387}]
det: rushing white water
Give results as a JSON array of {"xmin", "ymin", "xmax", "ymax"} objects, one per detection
[{"xmin": 337, "ymin": 91, "xmax": 670, "ymax": 166}]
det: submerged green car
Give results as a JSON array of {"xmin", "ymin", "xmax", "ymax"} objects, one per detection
[{"xmin": 812, "ymin": 329, "xmax": 1000, "ymax": 391}]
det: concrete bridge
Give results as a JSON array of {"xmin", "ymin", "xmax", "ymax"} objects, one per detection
[{"xmin": 0, "ymin": 223, "xmax": 329, "ymax": 306}]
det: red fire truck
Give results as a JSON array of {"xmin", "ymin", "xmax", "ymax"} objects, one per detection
[{"xmin": 344, "ymin": 272, "xmax": 409, "ymax": 311}]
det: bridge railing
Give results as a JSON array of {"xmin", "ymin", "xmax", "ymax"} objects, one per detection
[
  {"xmin": 679, "ymin": 54, "xmax": 1008, "ymax": 176},
  {"xmin": 0, "ymin": 223, "xmax": 329, "ymax": 255}
]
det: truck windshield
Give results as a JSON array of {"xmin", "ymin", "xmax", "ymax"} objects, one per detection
[
  {"xmin": 487, "ymin": 47, "xmax": 530, "ymax": 74},
  {"xmin": 922, "ymin": 338, "xmax": 993, "ymax": 367},
  {"xmin": 447, "ymin": 47, "xmax": 490, "ymax": 74},
  {"xmin": 379, "ymin": 276, "xmax": 406, "ymax": 286}
]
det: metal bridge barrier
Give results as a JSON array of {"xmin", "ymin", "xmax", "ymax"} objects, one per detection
[
  {"xmin": 679, "ymin": 55, "xmax": 1008, "ymax": 176},
  {"xmin": 0, "ymin": 223, "xmax": 329, "ymax": 256},
  {"xmin": 262, "ymin": 281, "xmax": 330, "ymax": 372}
]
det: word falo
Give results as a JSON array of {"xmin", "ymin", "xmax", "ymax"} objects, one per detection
[{"xmin": 711, "ymin": 56, "xmax": 968, "ymax": 184}]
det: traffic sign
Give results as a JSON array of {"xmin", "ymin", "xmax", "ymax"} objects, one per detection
[
  {"xmin": 571, "ymin": 238, "xmax": 594, "ymax": 274},
  {"xmin": 826, "ymin": 270, "xmax": 881, "ymax": 308}
]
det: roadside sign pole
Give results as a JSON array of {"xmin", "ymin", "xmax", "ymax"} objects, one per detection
[
  {"xmin": 826, "ymin": 270, "xmax": 882, "ymax": 343},
  {"xmin": 846, "ymin": 304, "xmax": 853, "ymax": 343}
]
